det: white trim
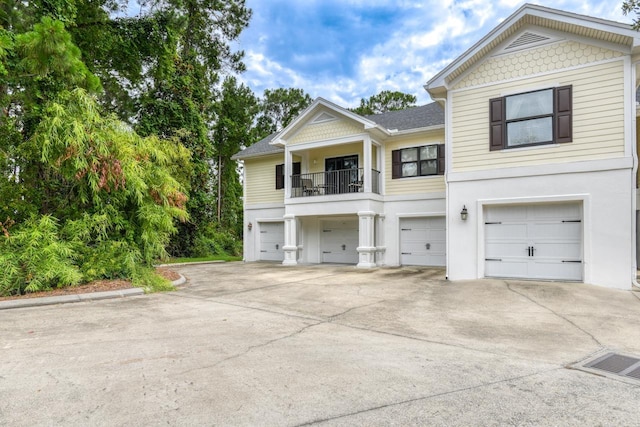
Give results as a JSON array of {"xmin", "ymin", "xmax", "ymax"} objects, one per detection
[
  {"xmin": 397, "ymin": 212, "xmax": 446, "ymax": 218},
  {"xmin": 475, "ymin": 195, "xmax": 590, "ymax": 281},
  {"xmin": 287, "ymin": 134, "xmax": 371, "ymax": 151},
  {"xmin": 384, "ymin": 192, "xmax": 446, "ymax": 202},
  {"xmin": 245, "ymin": 202, "xmax": 285, "ymax": 210},
  {"xmin": 448, "ymin": 157, "xmax": 633, "ymax": 183},
  {"xmin": 449, "ymin": 56, "xmax": 625, "ymax": 94}
]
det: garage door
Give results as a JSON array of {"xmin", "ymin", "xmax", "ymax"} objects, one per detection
[
  {"xmin": 259, "ymin": 222, "xmax": 284, "ymax": 261},
  {"xmin": 400, "ymin": 217, "xmax": 446, "ymax": 266},
  {"xmin": 321, "ymin": 219, "xmax": 359, "ymax": 264},
  {"xmin": 485, "ymin": 203, "xmax": 582, "ymax": 281}
]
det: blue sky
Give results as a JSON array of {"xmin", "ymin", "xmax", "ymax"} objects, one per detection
[{"xmin": 235, "ymin": 1, "xmax": 633, "ymax": 107}]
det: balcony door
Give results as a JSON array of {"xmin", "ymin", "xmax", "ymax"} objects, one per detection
[{"xmin": 325, "ymin": 155, "xmax": 358, "ymax": 194}]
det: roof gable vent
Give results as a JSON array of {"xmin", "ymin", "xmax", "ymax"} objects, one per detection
[
  {"xmin": 505, "ymin": 31, "xmax": 552, "ymax": 51},
  {"xmin": 311, "ymin": 112, "xmax": 337, "ymax": 124}
]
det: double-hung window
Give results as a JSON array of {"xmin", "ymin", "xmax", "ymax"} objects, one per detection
[
  {"xmin": 392, "ymin": 144, "xmax": 444, "ymax": 178},
  {"xmin": 490, "ymin": 85, "xmax": 572, "ymax": 150}
]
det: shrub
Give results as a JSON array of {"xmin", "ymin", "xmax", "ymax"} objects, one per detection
[{"xmin": 0, "ymin": 215, "xmax": 82, "ymax": 295}]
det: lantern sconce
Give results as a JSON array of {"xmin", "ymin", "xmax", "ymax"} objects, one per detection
[
  {"xmin": 460, "ymin": 205, "xmax": 468, "ymax": 221},
  {"xmin": 248, "ymin": 222, "xmax": 253, "ymax": 231}
]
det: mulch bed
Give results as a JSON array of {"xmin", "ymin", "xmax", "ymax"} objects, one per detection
[{"xmin": 0, "ymin": 267, "xmax": 181, "ymax": 301}]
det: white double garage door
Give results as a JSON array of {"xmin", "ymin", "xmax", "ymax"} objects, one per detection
[{"xmin": 485, "ymin": 203, "xmax": 583, "ymax": 281}]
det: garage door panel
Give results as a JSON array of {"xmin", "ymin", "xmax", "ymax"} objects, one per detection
[
  {"xmin": 485, "ymin": 259, "xmax": 528, "ymax": 277},
  {"xmin": 485, "ymin": 223, "xmax": 527, "ymax": 240},
  {"xmin": 485, "ymin": 203, "xmax": 582, "ymax": 281},
  {"xmin": 530, "ymin": 261, "xmax": 582, "ymax": 281},
  {"xmin": 486, "ymin": 205, "xmax": 528, "ymax": 221},
  {"xmin": 259, "ymin": 222, "xmax": 284, "ymax": 262},
  {"xmin": 321, "ymin": 220, "xmax": 359, "ymax": 264},
  {"xmin": 531, "ymin": 203, "xmax": 580, "ymax": 219},
  {"xmin": 486, "ymin": 242, "xmax": 528, "ymax": 258},
  {"xmin": 534, "ymin": 242, "xmax": 581, "ymax": 259},
  {"xmin": 530, "ymin": 222, "xmax": 581, "ymax": 240},
  {"xmin": 400, "ymin": 217, "xmax": 446, "ymax": 267}
]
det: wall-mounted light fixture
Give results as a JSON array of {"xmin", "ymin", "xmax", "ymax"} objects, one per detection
[
  {"xmin": 248, "ymin": 222, "xmax": 253, "ymax": 231},
  {"xmin": 460, "ymin": 205, "xmax": 468, "ymax": 221}
]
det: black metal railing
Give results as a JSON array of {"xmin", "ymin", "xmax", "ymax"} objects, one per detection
[{"xmin": 291, "ymin": 168, "xmax": 380, "ymax": 198}]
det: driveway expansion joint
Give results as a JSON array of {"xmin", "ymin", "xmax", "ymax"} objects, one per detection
[
  {"xmin": 293, "ymin": 367, "xmax": 563, "ymax": 427},
  {"xmin": 505, "ymin": 281, "xmax": 602, "ymax": 346}
]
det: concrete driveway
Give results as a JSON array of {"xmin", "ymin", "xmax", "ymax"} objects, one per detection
[{"xmin": 1, "ymin": 263, "xmax": 640, "ymax": 426}]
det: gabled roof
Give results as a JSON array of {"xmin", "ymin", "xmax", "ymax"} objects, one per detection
[
  {"xmin": 426, "ymin": 3, "xmax": 640, "ymax": 93},
  {"xmin": 270, "ymin": 97, "xmax": 383, "ymax": 145},
  {"xmin": 365, "ymin": 103, "xmax": 444, "ymax": 131},
  {"xmin": 231, "ymin": 132, "xmax": 282, "ymax": 160},
  {"xmin": 232, "ymin": 100, "xmax": 445, "ymax": 160}
]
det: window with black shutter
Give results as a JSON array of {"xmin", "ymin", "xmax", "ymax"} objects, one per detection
[
  {"xmin": 489, "ymin": 85, "xmax": 572, "ymax": 150},
  {"xmin": 392, "ymin": 144, "xmax": 445, "ymax": 179},
  {"xmin": 275, "ymin": 162, "xmax": 300, "ymax": 189}
]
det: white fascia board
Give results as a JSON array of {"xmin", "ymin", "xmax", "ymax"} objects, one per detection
[
  {"xmin": 426, "ymin": 3, "xmax": 637, "ymax": 91},
  {"xmin": 271, "ymin": 97, "xmax": 382, "ymax": 146}
]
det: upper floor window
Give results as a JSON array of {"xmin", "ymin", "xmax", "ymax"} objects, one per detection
[
  {"xmin": 490, "ymin": 85, "xmax": 572, "ymax": 151},
  {"xmin": 392, "ymin": 144, "xmax": 444, "ymax": 179}
]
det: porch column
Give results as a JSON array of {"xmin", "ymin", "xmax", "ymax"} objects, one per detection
[
  {"xmin": 376, "ymin": 214, "xmax": 386, "ymax": 266},
  {"xmin": 284, "ymin": 149, "xmax": 293, "ymax": 199},
  {"xmin": 282, "ymin": 214, "xmax": 298, "ymax": 265},
  {"xmin": 357, "ymin": 211, "xmax": 376, "ymax": 268},
  {"xmin": 363, "ymin": 136, "xmax": 372, "ymax": 193}
]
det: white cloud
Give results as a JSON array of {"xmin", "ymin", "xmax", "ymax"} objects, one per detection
[{"xmin": 238, "ymin": 0, "xmax": 636, "ymax": 110}]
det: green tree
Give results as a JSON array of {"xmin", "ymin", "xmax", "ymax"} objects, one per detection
[
  {"xmin": 351, "ymin": 90, "xmax": 417, "ymax": 115},
  {"xmin": 212, "ymin": 76, "xmax": 259, "ymax": 236},
  {"xmin": 256, "ymin": 88, "xmax": 313, "ymax": 137},
  {"xmin": 623, "ymin": 1, "xmax": 640, "ymax": 29}
]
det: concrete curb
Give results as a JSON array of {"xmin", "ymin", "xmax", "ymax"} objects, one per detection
[
  {"xmin": 0, "ymin": 273, "xmax": 187, "ymax": 310},
  {"xmin": 155, "ymin": 260, "xmax": 226, "ymax": 267}
]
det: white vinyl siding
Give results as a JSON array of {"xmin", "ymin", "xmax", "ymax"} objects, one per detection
[{"xmin": 451, "ymin": 59, "xmax": 625, "ymax": 172}]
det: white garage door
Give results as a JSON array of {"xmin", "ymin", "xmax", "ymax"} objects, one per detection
[
  {"xmin": 400, "ymin": 217, "xmax": 446, "ymax": 266},
  {"xmin": 259, "ymin": 222, "xmax": 284, "ymax": 261},
  {"xmin": 321, "ymin": 219, "xmax": 359, "ymax": 264},
  {"xmin": 485, "ymin": 203, "xmax": 582, "ymax": 281}
]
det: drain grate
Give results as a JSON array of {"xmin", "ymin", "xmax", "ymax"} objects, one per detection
[{"xmin": 581, "ymin": 352, "xmax": 640, "ymax": 382}]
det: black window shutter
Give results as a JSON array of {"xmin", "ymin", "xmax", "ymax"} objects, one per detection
[
  {"xmin": 391, "ymin": 149, "xmax": 402, "ymax": 179},
  {"xmin": 555, "ymin": 85, "xmax": 572, "ymax": 143},
  {"xmin": 489, "ymin": 97, "xmax": 504, "ymax": 151},
  {"xmin": 291, "ymin": 162, "xmax": 301, "ymax": 188},
  {"xmin": 437, "ymin": 144, "xmax": 445, "ymax": 175},
  {"xmin": 275, "ymin": 164, "xmax": 284, "ymax": 189}
]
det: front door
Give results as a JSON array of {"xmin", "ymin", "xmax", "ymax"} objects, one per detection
[{"xmin": 325, "ymin": 155, "xmax": 358, "ymax": 194}]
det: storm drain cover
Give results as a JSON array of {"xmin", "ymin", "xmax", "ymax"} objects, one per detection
[{"xmin": 578, "ymin": 352, "xmax": 640, "ymax": 382}]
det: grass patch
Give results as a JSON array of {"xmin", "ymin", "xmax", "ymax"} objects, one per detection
[{"xmin": 162, "ymin": 255, "xmax": 242, "ymax": 264}]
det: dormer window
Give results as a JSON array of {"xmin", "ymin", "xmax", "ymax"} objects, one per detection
[{"xmin": 490, "ymin": 85, "xmax": 572, "ymax": 150}]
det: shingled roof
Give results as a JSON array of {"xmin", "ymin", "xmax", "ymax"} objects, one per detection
[
  {"xmin": 232, "ymin": 102, "xmax": 444, "ymax": 160},
  {"xmin": 365, "ymin": 102, "xmax": 444, "ymax": 131}
]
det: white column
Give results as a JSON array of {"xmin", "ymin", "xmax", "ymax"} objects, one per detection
[
  {"xmin": 363, "ymin": 136, "xmax": 372, "ymax": 193},
  {"xmin": 376, "ymin": 214, "xmax": 386, "ymax": 266},
  {"xmin": 357, "ymin": 211, "xmax": 376, "ymax": 268},
  {"xmin": 284, "ymin": 149, "xmax": 292, "ymax": 199},
  {"xmin": 282, "ymin": 214, "xmax": 298, "ymax": 265}
]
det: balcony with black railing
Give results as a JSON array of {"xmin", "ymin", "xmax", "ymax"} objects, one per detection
[{"xmin": 290, "ymin": 168, "xmax": 380, "ymax": 198}]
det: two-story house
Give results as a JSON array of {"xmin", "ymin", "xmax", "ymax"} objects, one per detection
[{"xmin": 233, "ymin": 4, "xmax": 640, "ymax": 290}]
